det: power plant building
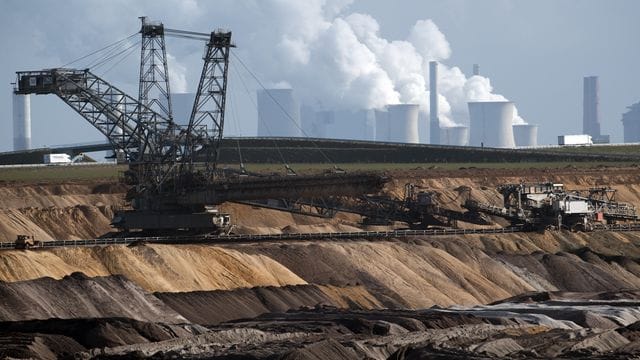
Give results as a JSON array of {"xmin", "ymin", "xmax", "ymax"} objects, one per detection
[
  {"xmin": 513, "ymin": 124, "xmax": 538, "ymax": 147},
  {"xmin": 622, "ymin": 100, "xmax": 640, "ymax": 143},
  {"xmin": 583, "ymin": 76, "xmax": 601, "ymax": 138},
  {"xmin": 257, "ymin": 89, "xmax": 301, "ymax": 137},
  {"xmin": 468, "ymin": 101, "xmax": 515, "ymax": 148},
  {"xmin": 301, "ymin": 108, "xmax": 373, "ymax": 140},
  {"xmin": 12, "ymin": 93, "xmax": 31, "ymax": 151},
  {"xmin": 323, "ymin": 110, "xmax": 372, "ymax": 141}
]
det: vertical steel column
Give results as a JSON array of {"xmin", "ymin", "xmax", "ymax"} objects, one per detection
[
  {"xmin": 138, "ymin": 16, "xmax": 173, "ymax": 126},
  {"xmin": 184, "ymin": 31, "xmax": 234, "ymax": 178}
]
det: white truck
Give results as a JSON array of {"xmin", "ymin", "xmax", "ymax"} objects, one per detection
[
  {"xmin": 557, "ymin": 134, "xmax": 593, "ymax": 146},
  {"xmin": 43, "ymin": 153, "xmax": 71, "ymax": 164}
]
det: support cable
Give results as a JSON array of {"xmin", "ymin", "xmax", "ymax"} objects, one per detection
[
  {"xmin": 60, "ymin": 32, "xmax": 138, "ymax": 68},
  {"xmin": 231, "ymin": 62, "xmax": 291, "ymax": 172},
  {"xmin": 91, "ymin": 41, "xmax": 142, "ymax": 71},
  {"xmin": 100, "ymin": 40, "xmax": 142, "ymax": 77},
  {"xmin": 85, "ymin": 38, "xmax": 136, "ymax": 69},
  {"xmin": 228, "ymin": 82, "xmax": 247, "ymax": 175}
]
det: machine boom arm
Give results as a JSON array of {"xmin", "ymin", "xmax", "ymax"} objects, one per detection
[{"xmin": 15, "ymin": 68, "xmax": 176, "ymax": 163}]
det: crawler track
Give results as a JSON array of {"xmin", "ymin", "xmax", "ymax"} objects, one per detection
[{"xmin": 2, "ymin": 223, "xmax": 640, "ymax": 251}]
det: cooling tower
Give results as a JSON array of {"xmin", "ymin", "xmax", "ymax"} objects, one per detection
[
  {"xmin": 12, "ymin": 93, "xmax": 31, "ymax": 151},
  {"xmin": 257, "ymin": 89, "xmax": 301, "ymax": 137},
  {"xmin": 375, "ymin": 109, "xmax": 389, "ymax": 141},
  {"xmin": 388, "ymin": 104, "xmax": 419, "ymax": 143},
  {"xmin": 440, "ymin": 126, "xmax": 469, "ymax": 146},
  {"xmin": 429, "ymin": 61, "xmax": 440, "ymax": 145},
  {"xmin": 513, "ymin": 124, "xmax": 538, "ymax": 147},
  {"xmin": 468, "ymin": 101, "xmax": 515, "ymax": 148}
]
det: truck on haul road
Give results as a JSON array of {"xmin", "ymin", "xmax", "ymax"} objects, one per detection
[
  {"xmin": 558, "ymin": 134, "xmax": 593, "ymax": 146},
  {"xmin": 43, "ymin": 153, "xmax": 71, "ymax": 164}
]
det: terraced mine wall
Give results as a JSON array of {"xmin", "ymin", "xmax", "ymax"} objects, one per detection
[{"xmin": 2, "ymin": 167, "xmax": 640, "ymax": 358}]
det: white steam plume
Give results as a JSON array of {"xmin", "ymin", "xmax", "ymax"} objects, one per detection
[{"xmin": 246, "ymin": 1, "xmax": 527, "ymax": 126}]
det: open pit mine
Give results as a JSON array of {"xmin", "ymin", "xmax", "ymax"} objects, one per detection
[{"xmin": 3, "ymin": 166, "xmax": 640, "ymax": 359}]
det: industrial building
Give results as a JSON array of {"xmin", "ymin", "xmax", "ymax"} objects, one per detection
[
  {"xmin": 513, "ymin": 124, "xmax": 538, "ymax": 147},
  {"xmin": 300, "ymin": 107, "xmax": 374, "ymax": 141},
  {"xmin": 622, "ymin": 100, "xmax": 640, "ymax": 143},
  {"xmin": 583, "ymin": 76, "xmax": 601, "ymax": 139},
  {"xmin": 468, "ymin": 101, "xmax": 516, "ymax": 148},
  {"xmin": 12, "ymin": 92, "xmax": 31, "ymax": 151},
  {"xmin": 326, "ymin": 110, "xmax": 373, "ymax": 141},
  {"xmin": 583, "ymin": 76, "xmax": 609, "ymax": 143},
  {"xmin": 257, "ymin": 88, "xmax": 302, "ymax": 137}
]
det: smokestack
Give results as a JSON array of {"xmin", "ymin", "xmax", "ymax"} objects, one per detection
[
  {"xmin": 583, "ymin": 76, "xmax": 601, "ymax": 138},
  {"xmin": 429, "ymin": 61, "xmax": 440, "ymax": 144},
  {"xmin": 12, "ymin": 92, "xmax": 31, "ymax": 151},
  {"xmin": 388, "ymin": 104, "xmax": 419, "ymax": 143},
  {"xmin": 468, "ymin": 101, "xmax": 516, "ymax": 148},
  {"xmin": 257, "ymin": 89, "xmax": 301, "ymax": 137},
  {"xmin": 473, "ymin": 64, "xmax": 479, "ymax": 76}
]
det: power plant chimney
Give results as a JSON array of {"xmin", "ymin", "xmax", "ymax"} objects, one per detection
[
  {"xmin": 473, "ymin": 64, "xmax": 480, "ymax": 76},
  {"xmin": 583, "ymin": 76, "xmax": 601, "ymax": 138},
  {"xmin": 429, "ymin": 61, "xmax": 440, "ymax": 145},
  {"xmin": 12, "ymin": 91, "xmax": 31, "ymax": 151}
]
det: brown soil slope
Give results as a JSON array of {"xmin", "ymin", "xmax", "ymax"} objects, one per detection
[
  {"xmin": 156, "ymin": 284, "xmax": 383, "ymax": 325},
  {"xmin": 0, "ymin": 181, "xmax": 123, "ymax": 241},
  {"xmin": 1, "ymin": 232, "xmax": 639, "ymax": 308},
  {"xmin": 0, "ymin": 272, "xmax": 186, "ymax": 323}
]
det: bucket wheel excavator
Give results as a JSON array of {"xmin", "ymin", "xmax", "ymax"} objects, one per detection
[{"xmin": 14, "ymin": 18, "xmax": 386, "ymax": 234}]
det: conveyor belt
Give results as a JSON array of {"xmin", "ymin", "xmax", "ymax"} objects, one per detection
[
  {"xmin": 3, "ymin": 224, "xmax": 640, "ymax": 251},
  {"xmin": 0, "ymin": 227, "xmax": 522, "ymax": 250}
]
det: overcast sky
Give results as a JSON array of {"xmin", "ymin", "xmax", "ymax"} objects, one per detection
[{"xmin": 1, "ymin": 0, "xmax": 638, "ymax": 152}]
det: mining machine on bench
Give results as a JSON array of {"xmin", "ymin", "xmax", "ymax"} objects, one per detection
[{"xmin": 15, "ymin": 18, "xmax": 385, "ymax": 234}]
